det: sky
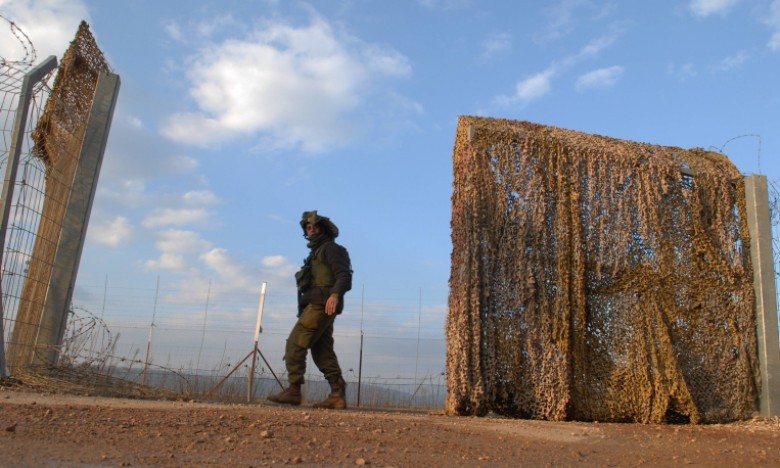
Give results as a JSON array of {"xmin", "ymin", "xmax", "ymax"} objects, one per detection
[{"xmin": 1, "ymin": 0, "xmax": 780, "ymax": 383}]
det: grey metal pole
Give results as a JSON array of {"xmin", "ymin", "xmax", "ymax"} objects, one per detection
[
  {"xmin": 33, "ymin": 71, "xmax": 120, "ymax": 366},
  {"xmin": 0, "ymin": 56, "xmax": 58, "ymax": 378},
  {"xmin": 142, "ymin": 276, "xmax": 160, "ymax": 387},
  {"xmin": 744, "ymin": 174, "xmax": 780, "ymax": 418},
  {"xmin": 357, "ymin": 285, "xmax": 365, "ymax": 407}
]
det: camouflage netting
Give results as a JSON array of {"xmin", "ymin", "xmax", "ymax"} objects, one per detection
[
  {"xmin": 6, "ymin": 21, "xmax": 109, "ymax": 370},
  {"xmin": 446, "ymin": 116, "xmax": 760, "ymax": 424}
]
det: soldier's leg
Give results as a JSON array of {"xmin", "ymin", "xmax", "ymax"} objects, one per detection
[
  {"xmin": 285, "ymin": 304, "xmax": 334, "ymax": 384},
  {"xmin": 310, "ymin": 320, "xmax": 342, "ymax": 382},
  {"xmin": 311, "ymin": 320, "xmax": 346, "ymax": 409}
]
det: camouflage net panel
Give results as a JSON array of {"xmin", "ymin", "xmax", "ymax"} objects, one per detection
[
  {"xmin": 6, "ymin": 22, "xmax": 109, "ymax": 370},
  {"xmin": 446, "ymin": 116, "xmax": 760, "ymax": 424}
]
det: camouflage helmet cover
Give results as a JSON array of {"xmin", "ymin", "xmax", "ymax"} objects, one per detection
[{"xmin": 300, "ymin": 210, "xmax": 339, "ymax": 238}]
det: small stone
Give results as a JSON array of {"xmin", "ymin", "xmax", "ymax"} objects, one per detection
[
  {"xmin": 260, "ymin": 430, "xmax": 273, "ymax": 439},
  {"xmin": 355, "ymin": 458, "xmax": 368, "ymax": 465}
]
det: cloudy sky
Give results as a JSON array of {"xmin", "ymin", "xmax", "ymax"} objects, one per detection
[{"xmin": 2, "ymin": 0, "xmax": 779, "ymax": 382}]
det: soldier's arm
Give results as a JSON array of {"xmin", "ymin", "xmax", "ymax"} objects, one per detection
[{"xmin": 324, "ymin": 243, "xmax": 352, "ymax": 298}]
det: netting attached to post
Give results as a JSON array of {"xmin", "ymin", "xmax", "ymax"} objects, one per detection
[
  {"xmin": 4, "ymin": 21, "xmax": 109, "ymax": 370},
  {"xmin": 446, "ymin": 116, "xmax": 760, "ymax": 424}
]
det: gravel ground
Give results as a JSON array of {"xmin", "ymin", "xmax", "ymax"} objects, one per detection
[{"xmin": 1, "ymin": 388, "xmax": 779, "ymax": 466}]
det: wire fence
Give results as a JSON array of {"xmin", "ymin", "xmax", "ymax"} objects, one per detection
[
  {"xmin": 768, "ymin": 179, "xmax": 780, "ymax": 339},
  {"xmin": 57, "ymin": 277, "xmax": 448, "ymax": 409}
]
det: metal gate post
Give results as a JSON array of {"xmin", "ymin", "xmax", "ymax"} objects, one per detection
[
  {"xmin": 744, "ymin": 174, "xmax": 780, "ymax": 418},
  {"xmin": 33, "ymin": 71, "xmax": 120, "ymax": 366}
]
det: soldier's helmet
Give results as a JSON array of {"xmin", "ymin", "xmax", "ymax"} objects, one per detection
[{"xmin": 300, "ymin": 210, "xmax": 339, "ymax": 238}]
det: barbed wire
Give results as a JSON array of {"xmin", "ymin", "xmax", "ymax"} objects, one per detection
[
  {"xmin": 710, "ymin": 133, "xmax": 763, "ymax": 175},
  {"xmin": 0, "ymin": 13, "xmax": 36, "ymax": 77}
]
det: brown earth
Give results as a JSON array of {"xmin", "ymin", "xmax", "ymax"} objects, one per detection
[{"xmin": 1, "ymin": 387, "xmax": 779, "ymax": 467}]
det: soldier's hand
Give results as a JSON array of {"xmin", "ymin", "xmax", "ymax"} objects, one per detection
[{"xmin": 325, "ymin": 294, "xmax": 339, "ymax": 315}]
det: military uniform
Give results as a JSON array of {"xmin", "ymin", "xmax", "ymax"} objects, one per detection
[
  {"xmin": 268, "ymin": 211, "xmax": 352, "ymax": 408},
  {"xmin": 286, "ymin": 238, "xmax": 352, "ymax": 384}
]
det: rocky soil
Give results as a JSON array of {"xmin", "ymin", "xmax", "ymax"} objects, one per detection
[{"xmin": 1, "ymin": 388, "xmax": 779, "ymax": 466}]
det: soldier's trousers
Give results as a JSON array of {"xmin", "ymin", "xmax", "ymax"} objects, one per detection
[{"xmin": 284, "ymin": 303, "xmax": 342, "ymax": 384}]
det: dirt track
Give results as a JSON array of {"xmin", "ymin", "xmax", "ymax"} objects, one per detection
[{"xmin": 1, "ymin": 388, "xmax": 779, "ymax": 466}]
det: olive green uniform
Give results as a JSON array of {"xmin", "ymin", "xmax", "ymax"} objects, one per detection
[{"xmin": 285, "ymin": 239, "xmax": 352, "ymax": 385}]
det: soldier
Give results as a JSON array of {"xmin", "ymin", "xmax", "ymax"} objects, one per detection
[{"xmin": 268, "ymin": 211, "xmax": 353, "ymax": 409}]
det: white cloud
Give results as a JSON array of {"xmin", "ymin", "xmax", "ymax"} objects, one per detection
[
  {"xmin": 495, "ymin": 25, "xmax": 624, "ymax": 108},
  {"xmin": 88, "ymin": 216, "xmax": 133, "ymax": 247},
  {"xmin": 164, "ymin": 20, "xmax": 183, "ymax": 42},
  {"xmin": 142, "ymin": 208, "xmax": 211, "ymax": 228},
  {"xmin": 262, "ymin": 255, "xmax": 287, "ymax": 268},
  {"xmin": 493, "ymin": 68, "xmax": 556, "ymax": 107},
  {"xmin": 667, "ymin": 62, "xmax": 697, "ymax": 81},
  {"xmin": 97, "ymin": 178, "xmax": 149, "ymax": 210},
  {"xmin": 144, "ymin": 252, "xmax": 186, "ymax": 271},
  {"xmin": 201, "ymin": 248, "xmax": 256, "ymax": 288},
  {"xmin": 144, "ymin": 229, "xmax": 212, "ymax": 273},
  {"xmin": 139, "ymin": 224, "xmax": 298, "ymax": 305},
  {"xmin": 257, "ymin": 255, "xmax": 300, "ymax": 294},
  {"xmin": 195, "ymin": 13, "xmax": 239, "ymax": 39},
  {"xmin": 533, "ymin": 0, "xmax": 617, "ymax": 45},
  {"xmin": 579, "ymin": 34, "xmax": 616, "ymax": 58},
  {"xmin": 161, "ymin": 113, "xmax": 233, "ymax": 147},
  {"xmin": 127, "ymin": 116, "xmax": 144, "ymax": 129},
  {"xmin": 361, "ymin": 44, "xmax": 412, "ymax": 78},
  {"xmin": 712, "ymin": 50, "xmax": 749, "ymax": 71},
  {"xmin": 161, "ymin": 15, "xmax": 413, "ymax": 153},
  {"xmin": 0, "ymin": 0, "xmax": 88, "ymax": 64},
  {"xmin": 533, "ymin": 0, "xmax": 588, "ymax": 44},
  {"xmin": 480, "ymin": 32, "xmax": 512, "ymax": 61},
  {"xmin": 575, "ymin": 65, "xmax": 624, "ymax": 91},
  {"xmin": 418, "ymin": 0, "xmax": 472, "ymax": 10},
  {"xmin": 183, "ymin": 190, "xmax": 220, "ymax": 206},
  {"xmin": 516, "ymin": 69, "xmax": 556, "ymax": 101},
  {"xmin": 158, "ymin": 247, "xmax": 297, "ymax": 306},
  {"xmin": 100, "ymin": 107, "xmax": 201, "ymax": 186},
  {"xmin": 767, "ymin": 0, "xmax": 780, "ymax": 51},
  {"xmin": 154, "ymin": 229, "xmax": 213, "ymax": 254},
  {"xmin": 689, "ymin": 0, "xmax": 739, "ymax": 17},
  {"xmin": 771, "ymin": 31, "xmax": 780, "ymax": 51}
]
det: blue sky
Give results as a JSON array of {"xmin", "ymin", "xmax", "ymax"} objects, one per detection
[{"xmin": 2, "ymin": 0, "xmax": 779, "ymax": 381}]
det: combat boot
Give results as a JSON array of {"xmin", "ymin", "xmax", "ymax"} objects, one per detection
[
  {"xmin": 313, "ymin": 378, "xmax": 347, "ymax": 410},
  {"xmin": 267, "ymin": 383, "xmax": 302, "ymax": 406}
]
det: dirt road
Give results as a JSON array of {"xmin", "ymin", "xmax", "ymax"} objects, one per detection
[{"xmin": 1, "ymin": 389, "xmax": 779, "ymax": 466}]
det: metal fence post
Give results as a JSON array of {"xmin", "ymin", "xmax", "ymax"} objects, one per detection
[
  {"xmin": 33, "ymin": 71, "xmax": 120, "ymax": 366},
  {"xmin": 0, "ymin": 56, "xmax": 58, "ymax": 378},
  {"xmin": 744, "ymin": 174, "xmax": 780, "ymax": 418}
]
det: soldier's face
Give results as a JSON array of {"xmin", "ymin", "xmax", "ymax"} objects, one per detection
[{"xmin": 306, "ymin": 223, "xmax": 321, "ymax": 238}]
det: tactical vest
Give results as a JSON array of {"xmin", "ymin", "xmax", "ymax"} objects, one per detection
[{"xmin": 311, "ymin": 242, "xmax": 335, "ymax": 288}]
